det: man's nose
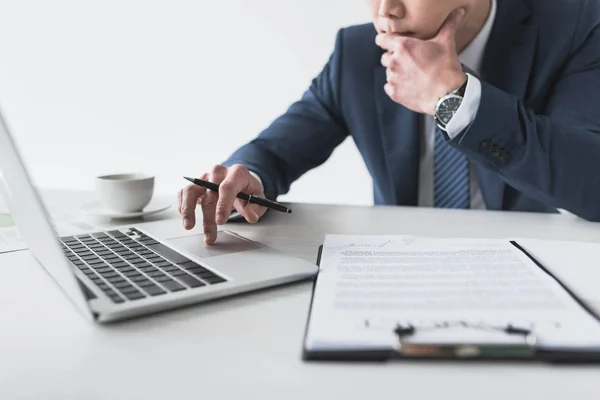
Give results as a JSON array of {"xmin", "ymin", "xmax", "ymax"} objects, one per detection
[{"xmin": 378, "ymin": 0, "xmax": 405, "ymax": 19}]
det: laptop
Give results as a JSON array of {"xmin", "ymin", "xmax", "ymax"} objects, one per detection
[{"xmin": 0, "ymin": 109, "xmax": 318, "ymax": 323}]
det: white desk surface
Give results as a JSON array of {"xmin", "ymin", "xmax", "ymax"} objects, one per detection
[{"xmin": 2, "ymin": 189, "xmax": 600, "ymax": 399}]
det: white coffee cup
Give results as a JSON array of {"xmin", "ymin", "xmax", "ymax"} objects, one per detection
[{"xmin": 95, "ymin": 173, "xmax": 155, "ymax": 213}]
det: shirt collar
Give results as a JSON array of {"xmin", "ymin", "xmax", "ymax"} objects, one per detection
[{"xmin": 459, "ymin": 0, "xmax": 497, "ymax": 74}]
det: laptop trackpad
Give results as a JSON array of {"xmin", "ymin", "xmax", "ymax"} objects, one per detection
[{"xmin": 166, "ymin": 231, "xmax": 261, "ymax": 259}]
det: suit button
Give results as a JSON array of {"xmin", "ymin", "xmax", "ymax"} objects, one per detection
[{"xmin": 480, "ymin": 141, "xmax": 491, "ymax": 152}]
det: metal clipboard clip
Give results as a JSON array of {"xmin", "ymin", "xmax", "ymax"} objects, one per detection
[{"xmin": 393, "ymin": 322, "xmax": 538, "ymax": 359}]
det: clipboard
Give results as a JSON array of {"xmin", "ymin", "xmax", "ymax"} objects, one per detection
[{"xmin": 302, "ymin": 241, "xmax": 600, "ymax": 363}]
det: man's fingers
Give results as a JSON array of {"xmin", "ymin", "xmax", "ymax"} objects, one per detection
[
  {"xmin": 381, "ymin": 51, "xmax": 392, "ymax": 68},
  {"xmin": 216, "ymin": 178, "xmax": 242, "ymax": 225},
  {"xmin": 202, "ymin": 191, "xmax": 219, "ymax": 245},
  {"xmin": 216, "ymin": 166, "xmax": 248, "ymax": 225},
  {"xmin": 434, "ymin": 8, "xmax": 465, "ymax": 46},
  {"xmin": 232, "ymin": 198, "xmax": 264, "ymax": 224},
  {"xmin": 375, "ymin": 33, "xmax": 399, "ymax": 52},
  {"xmin": 180, "ymin": 184, "xmax": 206, "ymax": 230}
]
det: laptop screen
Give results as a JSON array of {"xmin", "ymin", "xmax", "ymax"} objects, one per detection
[{"xmin": 0, "ymin": 108, "xmax": 93, "ymax": 320}]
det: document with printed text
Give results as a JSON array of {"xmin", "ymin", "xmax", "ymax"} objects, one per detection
[
  {"xmin": 0, "ymin": 196, "xmax": 94, "ymax": 254},
  {"xmin": 304, "ymin": 235, "xmax": 600, "ymax": 352}
]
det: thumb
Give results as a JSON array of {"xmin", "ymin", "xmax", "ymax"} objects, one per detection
[{"xmin": 435, "ymin": 8, "xmax": 465, "ymax": 46}]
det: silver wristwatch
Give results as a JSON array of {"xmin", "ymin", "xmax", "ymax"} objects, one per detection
[{"xmin": 434, "ymin": 76, "xmax": 469, "ymax": 131}]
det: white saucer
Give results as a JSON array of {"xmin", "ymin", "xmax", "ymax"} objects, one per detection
[{"xmin": 81, "ymin": 200, "xmax": 172, "ymax": 220}]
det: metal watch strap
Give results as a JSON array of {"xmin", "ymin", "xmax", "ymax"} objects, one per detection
[{"xmin": 453, "ymin": 76, "xmax": 469, "ymax": 97}]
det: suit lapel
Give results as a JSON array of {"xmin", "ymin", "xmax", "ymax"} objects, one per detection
[
  {"xmin": 374, "ymin": 65, "xmax": 421, "ymax": 206},
  {"xmin": 476, "ymin": 0, "xmax": 538, "ymax": 210}
]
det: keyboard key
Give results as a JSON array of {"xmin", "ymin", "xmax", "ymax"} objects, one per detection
[
  {"xmin": 137, "ymin": 280, "xmax": 156, "ymax": 288},
  {"xmin": 91, "ymin": 263, "xmax": 109, "ymax": 270},
  {"xmin": 130, "ymin": 258, "xmax": 146, "ymax": 265},
  {"xmin": 171, "ymin": 269, "xmax": 188, "ymax": 277},
  {"xmin": 147, "ymin": 271, "xmax": 164, "ymax": 278},
  {"xmin": 131, "ymin": 276, "xmax": 149, "ymax": 283},
  {"xmin": 108, "ymin": 230, "xmax": 128, "ymax": 238},
  {"xmin": 88, "ymin": 260, "xmax": 106, "ymax": 267},
  {"xmin": 101, "ymin": 271, "xmax": 120, "ymax": 279},
  {"xmin": 119, "ymin": 285, "xmax": 138, "ymax": 294},
  {"xmin": 111, "ymin": 296, "xmax": 125, "ymax": 304},
  {"xmin": 161, "ymin": 280, "xmax": 186, "ymax": 292},
  {"xmin": 143, "ymin": 285, "xmax": 166, "ymax": 296},
  {"xmin": 177, "ymin": 274, "xmax": 206, "ymax": 288},
  {"xmin": 161, "ymin": 266, "xmax": 180, "ymax": 273},
  {"xmin": 110, "ymin": 261, "xmax": 129, "ymax": 268},
  {"xmin": 146, "ymin": 243, "xmax": 190, "ymax": 264},
  {"xmin": 155, "ymin": 275, "xmax": 171, "ymax": 282},
  {"xmin": 179, "ymin": 261, "xmax": 206, "ymax": 271},
  {"xmin": 113, "ymin": 281, "xmax": 132, "ymax": 289},
  {"xmin": 154, "ymin": 261, "xmax": 173, "ymax": 268},
  {"xmin": 124, "ymin": 292, "xmax": 146, "ymax": 300},
  {"xmin": 187, "ymin": 267, "xmax": 213, "ymax": 277},
  {"xmin": 205, "ymin": 275, "xmax": 227, "ymax": 284},
  {"xmin": 139, "ymin": 266, "xmax": 158, "ymax": 273},
  {"xmin": 140, "ymin": 238, "xmax": 159, "ymax": 245},
  {"xmin": 96, "ymin": 250, "xmax": 113, "ymax": 255}
]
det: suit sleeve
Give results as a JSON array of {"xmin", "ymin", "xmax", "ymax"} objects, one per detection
[
  {"xmin": 452, "ymin": 20, "xmax": 600, "ymax": 221},
  {"xmin": 222, "ymin": 30, "xmax": 349, "ymax": 200}
]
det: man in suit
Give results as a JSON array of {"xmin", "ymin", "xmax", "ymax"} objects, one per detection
[{"xmin": 179, "ymin": 0, "xmax": 600, "ymax": 244}]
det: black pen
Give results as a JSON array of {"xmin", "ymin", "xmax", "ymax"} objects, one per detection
[{"xmin": 183, "ymin": 177, "xmax": 292, "ymax": 214}]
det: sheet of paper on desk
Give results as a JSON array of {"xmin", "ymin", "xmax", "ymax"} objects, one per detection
[
  {"xmin": 0, "ymin": 197, "xmax": 94, "ymax": 254},
  {"xmin": 304, "ymin": 235, "xmax": 600, "ymax": 352}
]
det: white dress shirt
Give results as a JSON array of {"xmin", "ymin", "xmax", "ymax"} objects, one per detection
[
  {"xmin": 250, "ymin": 0, "xmax": 497, "ymax": 207},
  {"xmin": 420, "ymin": 0, "xmax": 497, "ymax": 209}
]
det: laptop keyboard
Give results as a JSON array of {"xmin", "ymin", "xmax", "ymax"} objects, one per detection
[{"xmin": 60, "ymin": 228, "xmax": 227, "ymax": 304}]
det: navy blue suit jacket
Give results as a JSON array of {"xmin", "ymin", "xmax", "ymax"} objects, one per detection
[{"xmin": 224, "ymin": 0, "xmax": 600, "ymax": 221}]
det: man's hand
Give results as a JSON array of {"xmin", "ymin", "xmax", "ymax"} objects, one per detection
[
  {"xmin": 376, "ymin": 9, "xmax": 467, "ymax": 115},
  {"xmin": 177, "ymin": 164, "xmax": 267, "ymax": 245}
]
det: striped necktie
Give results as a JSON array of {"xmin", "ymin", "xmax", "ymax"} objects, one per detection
[{"xmin": 433, "ymin": 127, "xmax": 470, "ymax": 209}]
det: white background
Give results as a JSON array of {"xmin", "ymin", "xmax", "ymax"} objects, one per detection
[{"xmin": 0, "ymin": 0, "xmax": 374, "ymax": 205}]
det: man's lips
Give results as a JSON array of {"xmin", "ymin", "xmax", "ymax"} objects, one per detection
[{"xmin": 378, "ymin": 28, "xmax": 418, "ymax": 37}]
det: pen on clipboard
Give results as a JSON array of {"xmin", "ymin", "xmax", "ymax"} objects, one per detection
[{"xmin": 183, "ymin": 177, "xmax": 292, "ymax": 214}]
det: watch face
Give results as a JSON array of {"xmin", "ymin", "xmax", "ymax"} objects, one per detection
[{"xmin": 437, "ymin": 95, "xmax": 463, "ymax": 125}]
